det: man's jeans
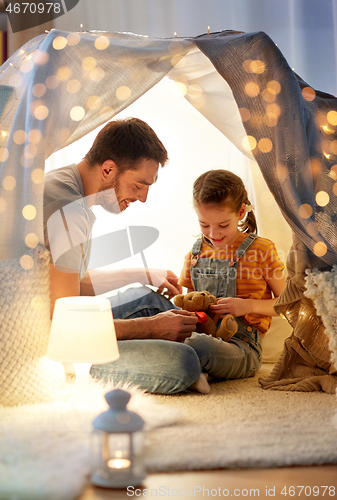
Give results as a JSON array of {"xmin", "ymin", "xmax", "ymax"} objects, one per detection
[{"xmin": 90, "ymin": 286, "xmax": 202, "ymax": 394}]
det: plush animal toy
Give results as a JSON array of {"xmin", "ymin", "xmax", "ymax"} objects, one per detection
[{"xmin": 174, "ymin": 290, "xmax": 238, "ymax": 342}]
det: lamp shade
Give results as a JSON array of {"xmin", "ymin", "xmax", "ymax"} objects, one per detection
[{"xmin": 46, "ymin": 296, "xmax": 119, "ymax": 364}]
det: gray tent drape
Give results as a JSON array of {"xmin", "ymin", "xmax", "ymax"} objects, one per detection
[{"xmin": 0, "ymin": 29, "xmax": 336, "ymax": 404}]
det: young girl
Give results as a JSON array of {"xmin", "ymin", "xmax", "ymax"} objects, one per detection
[{"xmin": 178, "ymin": 169, "xmax": 286, "ymax": 393}]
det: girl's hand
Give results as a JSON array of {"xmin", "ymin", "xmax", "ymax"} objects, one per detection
[{"xmin": 209, "ymin": 297, "xmax": 252, "ymax": 317}]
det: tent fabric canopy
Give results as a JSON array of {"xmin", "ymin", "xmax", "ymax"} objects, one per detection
[
  {"xmin": 1, "ymin": 28, "xmax": 336, "ymax": 264},
  {"xmin": 0, "ymin": 28, "xmax": 336, "ymax": 404}
]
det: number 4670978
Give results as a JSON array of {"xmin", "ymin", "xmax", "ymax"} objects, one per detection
[{"xmin": 6, "ymin": 3, "xmax": 61, "ymax": 14}]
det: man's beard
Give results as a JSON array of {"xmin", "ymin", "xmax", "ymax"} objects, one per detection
[{"xmin": 96, "ymin": 173, "xmax": 123, "ymax": 214}]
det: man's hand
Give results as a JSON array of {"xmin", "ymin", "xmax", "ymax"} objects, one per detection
[
  {"xmin": 148, "ymin": 309, "xmax": 198, "ymax": 342},
  {"xmin": 145, "ymin": 269, "xmax": 182, "ymax": 299}
]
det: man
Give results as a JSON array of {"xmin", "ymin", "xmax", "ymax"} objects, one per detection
[{"xmin": 44, "ymin": 118, "xmax": 202, "ymax": 394}]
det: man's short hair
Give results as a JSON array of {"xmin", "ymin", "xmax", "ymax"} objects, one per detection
[{"xmin": 84, "ymin": 118, "xmax": 168, "ymax": 171}]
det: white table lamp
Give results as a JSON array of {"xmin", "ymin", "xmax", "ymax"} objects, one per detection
[{"xmin": 46, "ymin": 296, "xmax": 119, "ymax": 398}]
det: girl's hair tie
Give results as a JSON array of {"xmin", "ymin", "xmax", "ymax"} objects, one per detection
[{"xmin": 245, "ymin": 204, "xmax": 255, "ymax": 213}]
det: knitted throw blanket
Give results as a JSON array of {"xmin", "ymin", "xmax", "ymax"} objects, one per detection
[
  {"xmin": 304, "ymin": 266, "xmax": 337, "ymax": 369},
  {"xmin": 0, "ymin": 246, "xmax": 67, "ymax": 406},
  {"xmin": 259, "ymin": 237, "xmax": 337, "ymax": 393}
]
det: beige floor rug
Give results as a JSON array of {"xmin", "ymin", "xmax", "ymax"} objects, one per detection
[
  {"xmin": 0, "ymin": 365, "xmax": 336, "ymax": 500},
  {"xmin": 0, "ymin": 381, "xmax": 181, "ymax": 500},
  {"xmin": 145, "ymin": 364, "xmax": 337, "ymax": 471}
]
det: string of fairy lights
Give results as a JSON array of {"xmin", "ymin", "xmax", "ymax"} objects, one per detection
[{"xmin": 0, "ymin": 25, "xmax": 336, "ymax": 271}]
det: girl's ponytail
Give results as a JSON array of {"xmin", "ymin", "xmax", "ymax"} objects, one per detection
[{"xmin": 240, "ymin": 202, "xmax": 257, "ymax": 234}]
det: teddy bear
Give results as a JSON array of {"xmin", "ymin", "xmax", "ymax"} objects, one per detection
[{"xmin": 173, "ymin": 290, "xmax": 238, "ymax": 342}]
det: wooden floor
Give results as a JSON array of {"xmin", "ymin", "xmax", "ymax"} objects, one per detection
[{"xmin": 80, "ymin": 465, "xmax": 337, "ymax": 499}]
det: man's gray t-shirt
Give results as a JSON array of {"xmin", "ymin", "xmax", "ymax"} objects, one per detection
[{"xmin": 43, "ymin": 164, "xmax": 96, "ymax": 280}]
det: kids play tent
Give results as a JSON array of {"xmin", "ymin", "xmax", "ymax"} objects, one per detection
[{"xmin": 0, "ymin": 29, "xmax": 336, "ymax": 405}]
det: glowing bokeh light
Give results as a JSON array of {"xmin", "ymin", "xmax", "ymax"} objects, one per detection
[
  {"xmin": 34, "ymin": 105, "xmax": 49, "ymax": 120},
  {"xmin": 242, "ymin": 135, "xmax": 257, "ymax": 151},
  {"xmin": 82, "ymin": 57, "xmax": 96, "ymax": 71},
  {"xmin": 245, "ymin": 82, "xmax": 260, "ymax": 97},
  {"xmin": 299, "ymin": 204, "xmax": 313, "ymax": 219},
  {"xmin": 316, "ymin": 191, "xmax": 330, "ymax": 206},
  {"xmin": 25, "ymin": 233, "xmax": 39, "ymax": 248},
  {"xmin": 33, "ymin": 83, "xmax": 46, "ymax": 98},
  {"xmin": 22, "ymin": 205, "xmax": 36, "ymax": 220},
  {"xmin": 70, "ymin": 106, "xmax": 85, "ymax": 121},
  {"xmin": 13, "ymin": 130, "xmax": 26, "ymax": 144},
  {"xmin": 20, "ymin": 255, "xmax": 34, "ymax": 270},
  {"xmin": 46, "ymin": 75, "xmax": 59, "ymax": 89},
  {"xmin": 57, "ymin": 66, "xmax": 72, "ymax": 81},
  {"xmin": 267, "ymin": 103, "xmax": 281, "ymax": 117},
  {"xmin": 28, "ymin": 130, "xmax": 42, "ymax": 145},
  {"xmin": 116, "ymin": 86, "xmax": 131, "ymax": 100},
  {"xmin": 53, "ymin": 36, "xmax": 67, "ymax": 50},
  {"xmin": 67, "ymin": 79, "xmax": 81, "ymax": 94},
  {"xmin": 302, "ymin": 87, "xmax": 316, "ymax": 101},
  {"xmin": 31, "ymin": 168, "xmax": 44, "ymax": 184},
  {"xmin": 20, "ymin": 59, "xmax": 34, "ymax": 73},
  {"xmin": 250, "ymin": 60, "xmax": 265, "ymax": 74},
  {"xmin": 327, "ymin": 111, "xmax": 337, "ymax": 126},
  {"xmin": 258, "ymin": 138, "xmax": 273, "ymax": 153},
  {"xmin": 2, "ymin": 176, "xmax": 16, "ymax": 191},
  {"xmin": 95, "ymin": 36, "xmax": 109, "ymax": 50},
  {"xmin": 267, "ymin": 80, "xmax": 281, "ymax": 95},
  {"xmin": 313, "ymin": 241, "xmax": 327, "ymax": 257}
]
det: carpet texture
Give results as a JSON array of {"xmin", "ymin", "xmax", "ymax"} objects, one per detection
[
  {"xmin": 0, "ymin": 381, "xmax": 181, "ymax": 500},
  {"xmin": 0, "ymin": 365, "xmax": 337, "ymax": 500},
  {"xmin": 145, "ymin": 364, "xmax": 337, "ymax": 471}
]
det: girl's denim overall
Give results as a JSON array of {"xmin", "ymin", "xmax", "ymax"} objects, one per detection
[{"xmin": 184, "ymin": 235, "xmax": 263, "ymax": 380}]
